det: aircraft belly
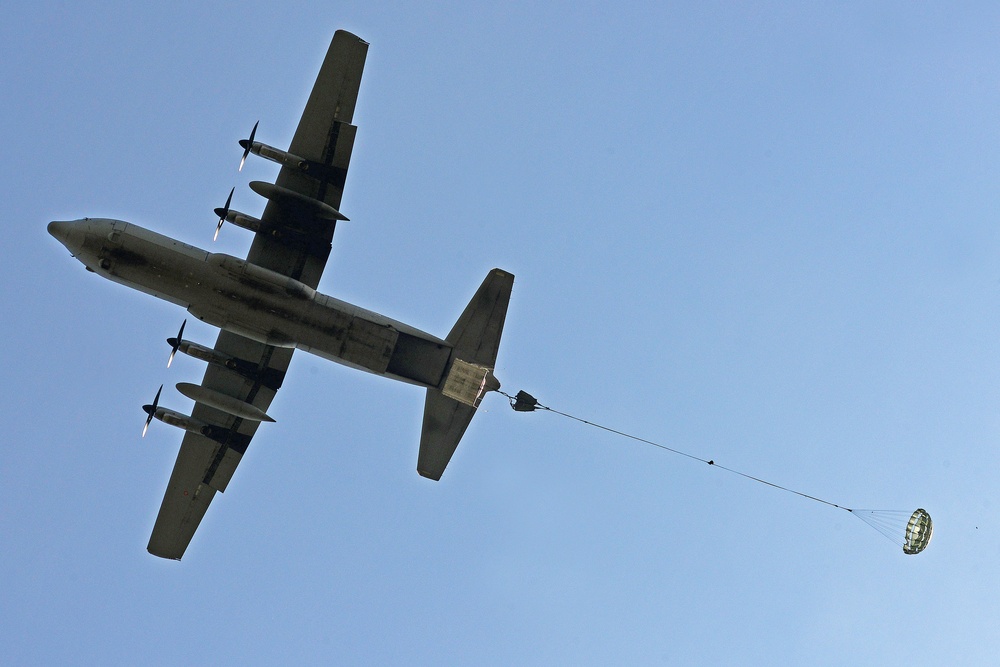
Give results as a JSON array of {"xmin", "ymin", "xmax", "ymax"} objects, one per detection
[
  {"xmin": 385, "ymin": 330, "xmax": 451, "ymax": 387},
  {"xmin": 104, "ymin": 266, "xmax": 202, "ymax": 307},
  {"xmin": 89, "ymin": 223, "xmax": 453, "ymax": 385},
  {"xmin": 104, "ymin": 270, "xmax": 192, "ymax": 307},
  {"xmin": 296, "ymin": 306, "xmax": 398, "ymax": 374},
  {"xmin": 181, "ymin": 275, "xmax": 400, "ymax": 377},
  {"xmin": 96, "ymin": 229, "xmax": 214, "ymax": 309},
  {"xmin": 337, "ymin": 316, "xmax": 397, "ymax": 372},
  {"xmin": 187, "ymin": 285, "xmax": 302, "ymax": 348}
]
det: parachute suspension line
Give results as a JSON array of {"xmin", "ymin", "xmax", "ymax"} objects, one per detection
[
  {"xmin": 851, "ymin": 510, "xmax": 914, "ymax": 547},
  {"xmin": 500, "ymin": 389, "xmax": 852, "ymax": 514}
]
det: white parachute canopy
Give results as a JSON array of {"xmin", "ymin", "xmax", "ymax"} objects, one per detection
[
  {"xmin": 904, "ymin": 508, "xmax": 934, "ymax": 554},
  {"xmin": 853, "ymin": 508, "xmax": 933, "ymax": 555}
]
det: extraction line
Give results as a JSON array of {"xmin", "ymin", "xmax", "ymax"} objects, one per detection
[
  {"xmin": 498, "ymin": 391, "xmax": 934, "ymax": 554},
  {"xmin": 500, "ymin": 390, "xmax": 853, "ymax": 514}
]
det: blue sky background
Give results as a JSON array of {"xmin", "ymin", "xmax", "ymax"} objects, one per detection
[{"xmin": 4, "ymin": 2, "xmax": 999, "ymax": 664}]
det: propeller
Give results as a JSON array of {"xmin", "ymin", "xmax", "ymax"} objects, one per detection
[
  {"xmin": 238, "ymin": 120, "xmax": 259, "ymax": 172},
  {"xmin": 142, "ymin": 385, "xmax": 163, "ymax": 438},
  {"xmin": 213, "ymin": 187, "xmax": 234, "ymax": 241},
  {"xmin": 166, "ymin": 319, "xmax": 187, "ymax": 368}
]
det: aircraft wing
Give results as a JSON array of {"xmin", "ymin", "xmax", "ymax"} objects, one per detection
[
  {"xmin": 147, "ymin": 31, "xmax": 368, "ymax": 559},
  {"xmin": 245, "ymin": 29, "xmax": 368, "ymax": 289},
  {"xmin": 147, "ymin": 330, "xmax": 291, "ymax": 559}
]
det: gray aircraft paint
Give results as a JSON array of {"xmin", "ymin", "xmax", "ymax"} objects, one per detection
[
  {"xmin": 48, "ymin": 218, "xmax": 453, "ymax": 388},
  {"xmin": 47, "ymin": 31, "xmax": 513, "ymax": 560}
]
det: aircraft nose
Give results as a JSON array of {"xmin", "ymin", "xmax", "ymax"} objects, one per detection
[
  {"xmin": 48, "ymin": 220, "xmax": 86, "ymax": 255},
  {"xmin": 47, "ymin": 220, "xmax": 68, "ymax": 238}
]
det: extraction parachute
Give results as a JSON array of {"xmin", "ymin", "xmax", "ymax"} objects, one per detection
[
  {"xmin": 905, "ymin": 508, "xmax": 934, "ymax": 554},
  {"xmin": 852, "ymin": 508, "xmax": 934, "ymax": 555}
]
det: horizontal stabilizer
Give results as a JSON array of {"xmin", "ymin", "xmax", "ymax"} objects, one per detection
[
  {"xmin": 417, "ymin": 391, "xmax": 478, "ymax": 481},
  {"xmin": 417, "ymin": 269, "xmax": 513, "ymax": 480}
]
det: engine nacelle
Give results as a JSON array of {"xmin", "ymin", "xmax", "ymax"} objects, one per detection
[
  {"xmin": 168, "ymin": 338, "xmax": 223, "ymax": 365},
  {"xmin": 239, "ymin": 139, "xmax": 309, "ymax": 171},
  {"xmin": 212, "ymin": 208, "xmax": 263, "ymax": 234},
  {"xmin": 165, "ymin": 337, "xmax": 286, "ymax": 390},
  {"xmin": 153, "ymin": 408, "xmax": 214, "ymax": 437}
]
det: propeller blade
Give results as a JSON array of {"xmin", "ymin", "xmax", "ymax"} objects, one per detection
[
  {"xmin": 167, "ymin": 319, "xmax": 186, "ymax": 367},
  {"xmin": 141, "ymin": 385, "xmax": 163, "ymax": 437},
  {"xmin": 214, "ymin": 187, "xmax": 234, "ymax": 242},
  {"xmin": 238, "ymin": 120, "xmax": 258, "ymax": 172}
]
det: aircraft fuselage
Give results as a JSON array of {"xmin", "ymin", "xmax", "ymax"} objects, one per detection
[{"xmin": 48, "ymin": 218, "xmax": 453, "ymax": 388}]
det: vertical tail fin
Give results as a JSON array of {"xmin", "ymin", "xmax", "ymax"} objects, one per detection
[{"xmin": 417, "ymin": 269, "xmax": 514, "ymax": 480}]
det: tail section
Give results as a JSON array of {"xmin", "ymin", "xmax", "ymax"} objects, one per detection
[{"xmin": 417, "ymin": 269, "xmax": 514, "ymax": 480}]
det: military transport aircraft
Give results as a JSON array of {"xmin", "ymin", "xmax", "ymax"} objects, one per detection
[{"xmin": 48, "ymin": 31, "xmax": 513, "ymax": 560}]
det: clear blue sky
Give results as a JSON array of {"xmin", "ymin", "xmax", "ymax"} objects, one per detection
[{"xmin": 4, "ymin": 2, "xmax": 999, "ymax": 664}]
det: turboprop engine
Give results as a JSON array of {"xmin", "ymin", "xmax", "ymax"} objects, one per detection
[
  {"xmin": 141, "ymin": 383, "xmax": 273, "ymax": 441},
  {"xmin": 166, "ymin": 320, "xmax": 286, "ymax": 390},
  {"xmin": 142, "ymin": 385, "xmax": 214, "ymax": 438},
  {"xmin": 238, "ymin": 121, "xmax": 308, "ymax": 172},
  {"xmin": 215, "ymin": 208, "xmax": 263, "ymax": 235},
  {"xmin": 241, "ymin": 140, "xmax": 309, "ymax": 171}
]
